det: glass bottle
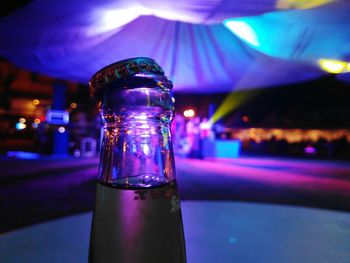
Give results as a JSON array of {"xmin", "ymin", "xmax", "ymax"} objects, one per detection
[{"xmin": 89, "ymin": 58, "xmax": 186, "ymax": 263}]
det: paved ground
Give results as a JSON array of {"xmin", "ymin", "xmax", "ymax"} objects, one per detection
[{"xmin": 1, "ymin": 156, "xmax": 350, "ymax": 233}]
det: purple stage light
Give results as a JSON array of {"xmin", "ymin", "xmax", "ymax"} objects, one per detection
[{"xmin": 304, "ymin": 145, "xmax": 316, "ymax": 154}]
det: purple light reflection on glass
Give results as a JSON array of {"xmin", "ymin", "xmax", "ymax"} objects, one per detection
[{"xmin": 119, "ymin": 188, "xmax": 143, "ymax": 244}]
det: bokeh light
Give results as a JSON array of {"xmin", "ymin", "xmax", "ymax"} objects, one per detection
[
  {"xmin": 318, "ymin": 59, "xmax": 350, "ymax": 74},
  {"xmin": 16, "ymin": 122, "xmax": 26, "ymax": 130},
  {"xmin": 19, "ymin": 118, "xmax": 26, "ymax": 123},
  {"xmin": 184, "ymin": 109, "xmax": 195, "ymax": 118},
  {"xmin": 242, "ymin": 115, "xmax": 250, "ymax": 123},
  {"xmin": 58, "ymin": 127, "xmax": 66, "ymax": 133},
  {"xmin": 34, "ymin": 118, "xmax": 41, "ymax": 124}
]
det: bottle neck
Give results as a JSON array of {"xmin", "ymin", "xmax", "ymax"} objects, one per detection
[{"xmin": 97, "ymin": 87, "xmax": 175, "ymax": 189}]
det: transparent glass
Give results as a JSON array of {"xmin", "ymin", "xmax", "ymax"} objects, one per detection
[
  {"xmin": 89, "ymin": 58, "xmax": 186, "ymax": 263},
  {"xmin": 90, "ymin": 84, "xmax": 186, "ymax": 263},
  {"xmin": 98, "ymin": 86, "xmax": 175, "ymax": 188}
]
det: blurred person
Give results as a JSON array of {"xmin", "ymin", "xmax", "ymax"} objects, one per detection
[
  {"xmin": 186, "ymin": 117, "xmax": 201, "ymax": 158},
  {"xmin": 199, "ymin": 118, "xmax": 213, "ymax": 140}
]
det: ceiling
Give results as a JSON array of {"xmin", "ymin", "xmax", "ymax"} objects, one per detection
[{"xmin": 0, "ymin": 0, "xmax": 350, "ymax": 93}]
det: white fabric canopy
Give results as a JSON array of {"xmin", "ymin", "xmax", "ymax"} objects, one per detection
[{"xmin": 0, "ymin": 0, "xmax": 349, "ymax": 92}]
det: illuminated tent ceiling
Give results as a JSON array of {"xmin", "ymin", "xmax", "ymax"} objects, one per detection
[{"xmin": 1, "ymin": 0, "xmax": 350, "ymax": 93}]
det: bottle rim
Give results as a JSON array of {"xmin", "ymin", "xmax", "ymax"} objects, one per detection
[{"xmin": 89, "ymin": 57, "xmax": 172, "ymax": 101}]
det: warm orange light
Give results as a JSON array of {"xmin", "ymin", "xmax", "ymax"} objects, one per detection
[
  {"xmin": 184, "ymin": 109, "xmax": 195, "ymax": 118},
  {"xmin": 230, "ymin": 128, "xmax": 350, "ymax": 143},
  {"xmin": 34, "ymin": 118, "xmax": 41, "ymax": 124},
  {"xmin": 33, "ymin": 99, "xmax": 40, "ymax": 106},
  {"xmin": 19, "ymin": 118, "xmax": 26, "ymax": 123},
  {"xmin": 70, "ymin": 102, "xmax": 77, "ymax": 109}
]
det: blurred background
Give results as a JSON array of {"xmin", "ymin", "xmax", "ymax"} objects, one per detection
[
  {"xmin": 1, "ymin": 56, "xmax": 350, "ymax": 234},
  {"xmin": 1, "ymin": 57, "xmax": 349, "ymax": 160},
  {"xmin": 1, "ymin": 0, "xmax": 350, "ymax": 236}
]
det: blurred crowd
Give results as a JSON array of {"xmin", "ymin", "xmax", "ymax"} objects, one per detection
[
  {"xmin": 169, "ymin": 114, "xmax": 350, "ymax": 160},
  {"xmin": 7, "ymin": 109, "xmax": 350, "ymax": 160},
  {"xmin": 171, "ymin": 115, "xmax": 214, "ymax": 158},
  {"xmin": 240, "ymin": 136, "xmax": 350, "ymax": 159}
]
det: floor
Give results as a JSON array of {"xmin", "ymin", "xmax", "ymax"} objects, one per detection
[
  {"xmin": 1, "ymin": 156, "xmax": 350, "ymax": 233},
  {"xmin": 2, "ymin": 202, "xmax": 350, "ymax": 263}
]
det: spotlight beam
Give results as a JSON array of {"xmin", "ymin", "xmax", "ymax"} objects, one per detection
[{"xmin": 209, "ymin": 90, "xmax": 259, "ymax": 125}]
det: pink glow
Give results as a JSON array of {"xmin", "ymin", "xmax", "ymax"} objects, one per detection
[
  {"xmin": 304, "ymin": 145, "xmax": 316, "ymax": 154},
  {"xmin": 176, "ymin": 157, "xmax": 350, "ymax": 196}
]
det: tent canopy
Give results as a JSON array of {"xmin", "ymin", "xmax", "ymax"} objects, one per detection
[{"xmin": 0, "ymin": 0, "xmax": 349, "ymax": 93}]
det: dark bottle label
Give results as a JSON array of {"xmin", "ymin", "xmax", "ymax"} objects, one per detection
[{"xmin": 89, "ymin": 182, "xmax": 186, "ymax": 263}]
